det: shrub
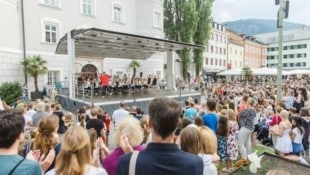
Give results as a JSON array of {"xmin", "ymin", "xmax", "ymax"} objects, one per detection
[{"xmin": 0, "ymin": 81, "xmax": 23, "ymax": 105}]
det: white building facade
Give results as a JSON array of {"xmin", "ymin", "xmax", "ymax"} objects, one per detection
[
  {"xmin": 0, "ymin": 0, "xmax": 164, "ymax": 93},
  {"xmin": 255, "ymin": 27, "xmax": 310, "ymax": 70},
  {"xmin": 203, "ymin": 22, "xmax": 228, "ymax": 73}
]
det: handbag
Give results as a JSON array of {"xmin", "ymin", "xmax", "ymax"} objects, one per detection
[{"xmin": 129, "ymin": 151, "xmax": 139, "ymax": 175}]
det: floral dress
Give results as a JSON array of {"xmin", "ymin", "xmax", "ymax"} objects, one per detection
[
  {"xmin": 217, "ymin": 135, "xmax": 228, "ymax": 161},
  {"xmin": 227, "ymin": 121, "xmax": 239, "ymax": 160}
]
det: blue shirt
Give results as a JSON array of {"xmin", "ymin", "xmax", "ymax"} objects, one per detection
[
  {"xmin": 116, "ymin": 143, "xmax": 203, "ymax": 175},
  {"xmin": 202, "ymin": 113, "xmax": 218, "ymax": 133},
  {"xmin": 0, "ymin": 154, "xmax": 41, "ymax": 175},
  {"xmin": 184, "ymin": 107, "xmax": 197, "ymax": 121}
]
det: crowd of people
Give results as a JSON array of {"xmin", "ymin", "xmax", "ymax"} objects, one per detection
[
  {"xmin": 79, "ymin": 71, "xmax": 159, "ymax": 98},
  {"xmin": 1, "ymin": 76, "xmax": 310, "ymax": 175}
]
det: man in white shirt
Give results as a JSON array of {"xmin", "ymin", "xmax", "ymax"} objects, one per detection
[{"xmin": 112, "ymin": 101, "xmax": 129, "ymax": 127}]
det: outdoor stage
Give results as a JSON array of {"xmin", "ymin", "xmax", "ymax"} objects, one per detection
[{"xmin": 57, "ymin": 89, "xmax": 202, "ymax": 115}]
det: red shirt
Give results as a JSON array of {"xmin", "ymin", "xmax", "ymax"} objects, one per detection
[{"xmin": 100, "ymin": 74, "xmax": 110, "ymax": 86}]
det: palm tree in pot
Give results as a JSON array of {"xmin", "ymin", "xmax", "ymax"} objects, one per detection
[
  {"xmin": 129, "ymin": 59, "xmax": 140, "ymax": 83},
  {"xmin": 21, "ymin": 55, "xmax": 48, "ymax": 99}
]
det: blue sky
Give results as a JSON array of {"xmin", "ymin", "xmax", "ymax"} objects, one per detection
[{"xmin": 212, "ymin": 0, "xmax": 310, "ymax": 25}]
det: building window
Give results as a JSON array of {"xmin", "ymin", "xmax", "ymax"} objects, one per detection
[
  {"xmin": 48, "ymin": 71, "xmax": 60, "ymax": 85},
  {"xmin": 303, "ymin": 62, "xmax": 306, "ymax": 67},
  {"xmin": 223, "ymin": 60, "xmax": 226, "ymax": 66},
  {"xmin": 210, "ymin": 46, "xmax": 213, "ymax": 53},
  {"xmin": 283, "ymin": 63, "xmax": 287, "ymax": 67},
  {"xmin": 210, "ymin": 58, "xmax": 213, "ymax": 65},
  {"xmin": 297, "ymin": 53, "xmax": 302, "ymax": 58},
  {"xmin": 220, "ymin": 36, "xmax": 222, "ymax": 43},
  {"xmin": 153, "ymin": 11, "xmax": 161, "ymax": 28},
  {"xmin": 215, "ymin": 34, "xmax": 218, "ymax": 41},
  {"xmin": 205, "ymin": 58, "xmax": 208, "ymax": 64},
  {"xmin": 283, "ymin": 55, "xmax": 287, "ymax": 59},
  {"xmin": 81, "ymin": 0, "xmax": 94, "ymax": 16},
  {"xmin": 113, "ymin": 4, "xmax": 124, "ymax": 23},
  {"xmin": 215, "ymin": 59, "xmax": 218, "ymax": 66},
  {"xmin": 223, "ymin": 48, "xmax": 226, "ymax": 55},
  {"xmin": 289, "ymin": 54, "xmax": 294, "ymax": 58},
  {"xmin": 219, "ymin": 48, "xmax": 222, "ymax": 54},
  {"xmin": 44, "ymin": 23, "xmax": 57, "ymax": 43},
  {"xmin": 219, "ymin": 59, "xmax": 222, "ymax": 66},
  {"xmin": 43, "ymin": 0, "xmax": 58, "ymax": 7}
]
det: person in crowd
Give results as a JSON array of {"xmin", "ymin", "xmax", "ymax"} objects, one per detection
[
  {"xmin": 202, "ymin": 98, "xmax": 218, "ymax": 133},
  {"xmin": 198, "ymin": 126, "xmax": 219, "ymax": 175},
  {"xmin": 77, "ymin": 106, "xmax": 90, "ymax": 122},
  {"xmin": 0, "ymin": 109, "xmax": 42, "ymax": 175},
  {"xmin": 184, "ymin": 100, "xmax": 198, "ymax": 122},
  {"xmin": 274, "ymin": 110, "xmax": 293, "ymax": 156},
  {"xmin": 101, "ymin": 117, "xmax": 144, "ymax": 175},
  {"xmin": 103, "ymin": 111, "xmax": 111, "ymax": 145},
  {"xmin": 194, "ymin": 117, "xmax": 204, "ymax": 127},
  {"xmin": 237, "ymin": 97, "xmax": 256, "ymax": 162},
  {"xmin": 63, "ymin": 112, "xmax": 74, "ymax": 130},
  {"xmin": 32, "ymin": 101, "xmax": 48, "ymax": 127},
  {"xmin": 140, "ymin": 116, "xmax": 151, "ymax": 146},
  {"xmin": 179, "ymin": 126, "xmax": 217, "ymax": 175},
  {"xmin": 116, "ymin": 97, "xmax": 203, "ymax": 175},
  {"xmin": 217, "ymin": 116, "xmax": 229, "ymax": 173},
  {"xmin": 100, "ymin": 71, "xmax": 111, "ymax": 98},
  {"xmin": 290, "ymin": 116, "xmax": 305, "ymax": 155},
  {"xmin": 283, "ymin": 90, "xmax": 294, "ymax": 110},
  {"xmin": 112, "ymin": 101, "xmax": 129, "ymax": 127},
  {"xmin": 77, "ymin": 113, "xmax": 87, "ymax": 128},
  {"xmin": 226, "ymin": 109, "xmax": 239, "ymax": 172},
  {"xmin": 269, "ymin": 105, "xmax": 283, "ymax": 148},
  {"xmin": 86, "ymin": 108, "xmax": 105, "ymax": 138},
  {"xmin": 19, "ymin": 105, "xmax": 33, "ymax": 132},
  {"xmin": 294, "ymin": 87, "xmax": 307, "ymax": 113},
  {"xmin": 26, "ymin": 102, "xmax": 36, "ymax": 120},
  {"xmin": 46, "ymin": 126, "xmax": 107, "ymax": 175},
  {"xmin": 238, "ymin": 95, "xmax": 249, "ymax": 113},
  {"xmin": 53, "ymin": 104, "xmax": 65, "ymax": 136},
  {"xmin": 25, "ymin": 115, "xmax": 61, "ymax": 172}
]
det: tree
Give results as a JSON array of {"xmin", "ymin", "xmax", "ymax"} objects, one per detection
[
  {"xmin": 0, "ymin": 82, "xmax": 22, "ymax": 105},
  {"xmin": 193, "ymin": 0, "xmax": 213, "ymax": 77},
  {"xmin": 242, "ymin": 66, "xmax": 253, "ymax": 82},
  {"xmin": 129, "ymin": 59, "xmax": 140, "ymax": 78},
  {"xmin": 21, "ymin": 55, "xmax": 48, "ymax": 92},
  {"xmin": 164, "ymin": 0, "xmax": 198, "ymax": 80}
]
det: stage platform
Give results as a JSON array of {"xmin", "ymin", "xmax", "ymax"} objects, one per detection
[{"xmin": 57, "ymin": 89, "xmax": 202, "ymax": 115}]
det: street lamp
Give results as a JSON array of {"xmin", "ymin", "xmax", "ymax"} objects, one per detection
[{"xmin": 275, "ymin": 0, "xmax": 289, "ymax": 103}]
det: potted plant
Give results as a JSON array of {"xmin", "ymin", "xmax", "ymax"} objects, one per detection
[{"xmin": 21, "ymin": 55, "xmax": 48, "ymax": 100}]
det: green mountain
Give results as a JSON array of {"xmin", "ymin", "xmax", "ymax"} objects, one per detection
[{"xmin": 223, "ymin": 19, "xmax": 305, "ymax": 35}]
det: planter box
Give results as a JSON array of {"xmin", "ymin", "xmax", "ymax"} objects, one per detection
[
  {"xmin": 230, "ymin": 152, "xmax": 310, "ymax": 175},
  {"xmin": 31, "ymin": 91, "xmax": 43, "ymax": 100}
]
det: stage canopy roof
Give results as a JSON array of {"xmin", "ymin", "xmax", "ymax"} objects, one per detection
[{"xmin": 55, "ymin": 28, "xmax": 203, "ymax": 59}]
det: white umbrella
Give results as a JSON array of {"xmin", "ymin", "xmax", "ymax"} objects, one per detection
[
  {"xmin": 287, "ymin": 69, "xmax": 310, "ymax": 75},
  {"xmin": 217, "ymin": 69, "xmax": 242, "ymax": 76},
  {"xmin": 252, "ymin": 67, "xmax": 289, "ymax": 76}
]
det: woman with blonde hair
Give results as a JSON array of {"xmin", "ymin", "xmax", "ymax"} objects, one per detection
[
  {"xmin": 101, "ymin": 117, "xmax": 144, "ymax": 175},
  {"xmin": 46, "ymin": 126, "xmax": 107, "ymax": 175},
  {"xmin": 274, "ymin": 110, "xmax": 292, "ymax": 156},
  {"xmin": 179, "ymin": 126, "xmax": 218, "ymax": 175},
  {"xmin": 23, "ymin": 115, "xmax": 60, "ymax": 172}
]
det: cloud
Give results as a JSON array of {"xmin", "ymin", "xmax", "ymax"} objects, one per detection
[{"xmin": 212, "ymin": 0, "xmax": 310, "ymax": 25}]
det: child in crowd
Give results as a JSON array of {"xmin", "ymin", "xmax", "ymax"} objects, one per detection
[
  {"xmin": 64, "ymin": 112, "xmax": 74, "ymax": 129},
  {"xmin": 77, "ymin": 113, "xmax": 87, "ymax": 128},
  {"xmin": 180, "ymin": 126, "xmax": 218, "ymax": 175},
  {"xmin": 226, "ymin": 109, "xmax": 239, "ymax": 172},
  {"xmin": 290, "ymin": 117, "xmax": 304, "ymax": 155},
  {"xmin": 216, "ymin": 116, "xmax": 229, "ymax": 173}
]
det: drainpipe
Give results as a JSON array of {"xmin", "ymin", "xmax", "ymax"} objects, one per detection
[{"xmin": 21, "ymin": 0, "xmax": 27, "ymax": 84}]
